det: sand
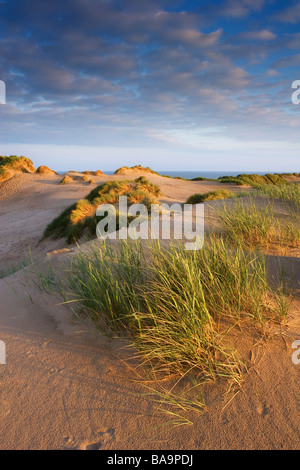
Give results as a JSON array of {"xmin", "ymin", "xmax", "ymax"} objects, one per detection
[{"xmin": 0, "ymin": 171, "xmax": 299, "ymax": 450}]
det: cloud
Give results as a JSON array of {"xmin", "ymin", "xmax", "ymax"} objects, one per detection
[
  {"xmin": 242, "ymin": 30, "xmax": 276, "ymax": 41},
  {"xmin": 221, "ymin": 0, "xmax": 266, "ymax": 18},
  {"xmin": 273, "ymin": 53, "xmax": 300, "ymax": 69},
  {"xmin": 273, "ymin": 2, "xmax": 300, "ymax": 24},
  {"xmin": 163, "ymin": 28, "xmax": 223, "ymax": 48}
]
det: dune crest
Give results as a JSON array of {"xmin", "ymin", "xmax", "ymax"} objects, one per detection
[
  {"xmin": 114, "ymin": 165, "xmax": 159, "ymax": 176},
  {"xmin": 0, "ymin": 155, "xmax": 36, "ymax": 182},
  {"xmin": 36, "ymin": 165, "xmax": 57, "ymax": 175}
]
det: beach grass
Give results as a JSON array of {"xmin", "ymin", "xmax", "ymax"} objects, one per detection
[
  {"xmin": 186, "ymin": 190, "xmax": 234, "ymax": 204},
  {"xmin": 216, "ymin": 198, "xmax": 300, "ymax": 251},
  {"xmin": 43, "ymin": 177, "xmax": 162, "ymax": 243},
  {"xmin": 63, "ymin": 236, "xmax": 289, "ymax": 387},
  {"xmin": 218, "ymin": 173, "xmax": 288, "ymax": 187},
  {"xmin": 239, "ymin": 183, "xmax": 300, "ymax": 213},
  {"xmin": 0, "ymin": 155, "xmax": 36, "ymax": 181}
]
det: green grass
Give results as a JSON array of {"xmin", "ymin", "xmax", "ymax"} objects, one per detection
[
  {"xmin": 31, "ymin": 234, "xmax": 292, "ymax": 422},
  {"xmin": 191, "ymin": 176, "xmax": 215, "ymax": 181},
  {"xmin": 0, "ymin": 155, "xmax": 35, "ymax": 170},
  {"xmin": 251, "ymin": 184, "xmax": 300, "ymax": 212},
  {"xmin": 186, "ymin": 190, "xmax": 234, "ymax": 204},
  {"xmin": 217, "ymin": 199, "xmax": 300, "ymax": 251},
  {"xmin": 65, "ymin": 239, "xmax": 242, "ymax": 383},
  {"xmin": 64, "ymin": 237, "xmax": 287, "ymax": 379},
  {"xmin": 0, "ymin": 258, "xmax": 31, "ymax": 279},
  {"xmin": 218, "ymin": 173, "xmax": 288, "ymax": 187}
]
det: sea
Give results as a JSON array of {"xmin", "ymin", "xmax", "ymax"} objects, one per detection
[
  {"xmin": 58, "ymin": 170, "xmax": 270, "ymax": 179},
  {"xmin": 103, "ymin": 170, "xmax": 268, "ymax": 179}
]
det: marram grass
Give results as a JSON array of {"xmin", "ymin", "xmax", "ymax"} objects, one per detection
[
  {"xmin": 31, "ymin": 234, "xmax": 292, "ymax": 424},
  {"xmin": 64, "ymin": 237, "xmax": 287, "ymax": 384},
  {"xmin": 43, "ymin": 177, "xmax": 162, "ymax": 244},
  {"xmin": 186, "ymin": 190, "xmax": 234, "ymax": 204},
  {"xmin": 217, "ymin": 198, "xmax": 300, "ymax": 251},
  {"xmin": 237, "ymin": 183, "xmax": 300, "ymax": 214}
]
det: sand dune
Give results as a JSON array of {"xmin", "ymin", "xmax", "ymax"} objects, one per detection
[
  {"xmin": 0, "ymin": 171, "xmax": 243, "ymax": 266},
  {"xmin": 0, "ymin": 171, "xmax": 299, "ymax": 449}
]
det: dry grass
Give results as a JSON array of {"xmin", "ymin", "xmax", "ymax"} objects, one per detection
[
  {"xmin": 60, "ymin": 175, "xmax": 74, "ymax": 185},
  {"xmin": 43, "ymin": 178, "xmax": 162, "ymax": 243},
  {"xmin": 0, "ymin": 155, "xmax": 36, "ymax": 181}
]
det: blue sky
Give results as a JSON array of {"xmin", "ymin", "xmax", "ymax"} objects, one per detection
[{"xmin": 0, "ymin": 0, "xmax": 299, "ymax": 172}]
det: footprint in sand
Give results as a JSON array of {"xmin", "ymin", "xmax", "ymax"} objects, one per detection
[
  {"xmin": 49, "ymin": 367, "xmax": 65, "ymax": 375},
  {"xmin": 73, "ymin": 428, "xmax": 115, "ymax": 450},
  {"xmin": 257, "ymin": 402, "xmax": 272, "ymax": 417},
  {"xmin": 40, "ymin": 340, "xmax": 53, "ymax": 348}
]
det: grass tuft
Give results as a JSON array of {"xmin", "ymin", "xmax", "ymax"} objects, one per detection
[
  {"xmin": 216, "ymin": 198, "xmax": 300, "ymax": 251},
  {"xmin": 64, "ymin": 237, "xmax": 287, "ymax": 383},
  {"xmin": 43, "ymin": 178, "xmax": 162, "ymax": 243},
  {"xmin": 186, "ymin": 190, "xmax": 234, "ymax": 204}
]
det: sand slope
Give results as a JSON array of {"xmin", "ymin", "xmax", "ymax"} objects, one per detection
[
  {"xmin": 0, "ymin": 264, "xmax": 299, "ymax": 450},
  {"xmin": 0, "ymin": 172, "xmax": 299, "ymax": 449},
  {"xmin": 0, "ymin": 172, "xmax": 243, "ymax": 267}
]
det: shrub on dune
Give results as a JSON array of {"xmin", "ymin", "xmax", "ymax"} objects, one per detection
[
  {"xmin": 186, "ymin": 190, "xmax": 234, "ymax": 204},
  {"xmin": 36, "ymin": 165, "xmax": 57, "ymax": 175},
  {"xmin": 43, "ymin": 177, "xmax": 162, "ymax": 243},
  {"xmin": 69, "ymin": 199, "xmax": 96, "ymax": 225},
  {"xmin": 114, "ymin": 165, "xmax": 159, "ymax": 175},
  {"xmin": 0, "ymin": 166, "xmax": 11, "ymax": 182},
  {"xmin": 60, "ymin": 175, "xmax": 74, "ymax": 184},
  {"xmin": 218, "ymin": 173, "xmax": 287, "ymax": 187},
  {"xmin": 0, "ymin": 155, "xmax": 36, "ymax": 180},
  {"xmin": 134, "ymin": 176, "xmax": 162, "ymax": 197}
]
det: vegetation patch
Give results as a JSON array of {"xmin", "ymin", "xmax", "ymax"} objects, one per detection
[
  {"xmin": 36, "ymin": 165, "xmax": 57, "ymax": 175},
  {"xmin": 186, "ymin": 190, "xmax": 234, "ymax": 204},
  {"xmin": 114, "ymin": 165, "xmax": 159, "ymax": 175},
  {"xmin": 218, "ymin": 173, "xmax": 288, "ymax": 187},
  {"xmin": 191, "ymin": 176, "xmax": 213, "ymax": 181},
  {"xmin": 0, "ymin": 155, "xmax": 36, "ymax": 181},
  {"xmin": 83, "ymin": 170, "xmax": 104, "ymax": 176},
  {"xmin": 250, "ymin": 184, "xmax": 300, "ymax": 213},
  {"xmin": 43, "ymin": 177, "xmax": 162, "ymax": 243},
  {"xmin": 217, "ymin": 198, "xmax": 300, "ymax": 251},
  {"xmin": 60, "ymin": 175, "xmax": 74, "ymax": 185},
  {"xmin": 42, "ymin": 236, "xmax": 290, "ymax": 418}
]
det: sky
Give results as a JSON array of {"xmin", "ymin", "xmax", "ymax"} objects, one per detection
[{"xmin": 0, "ymin": 0, "xmax": 299, "ymax": 172}]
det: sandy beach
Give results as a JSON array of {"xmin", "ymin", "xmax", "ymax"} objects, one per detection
[{"xmin": 0, "ymin": 169, "xmax": 299, "ymax": 450}]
